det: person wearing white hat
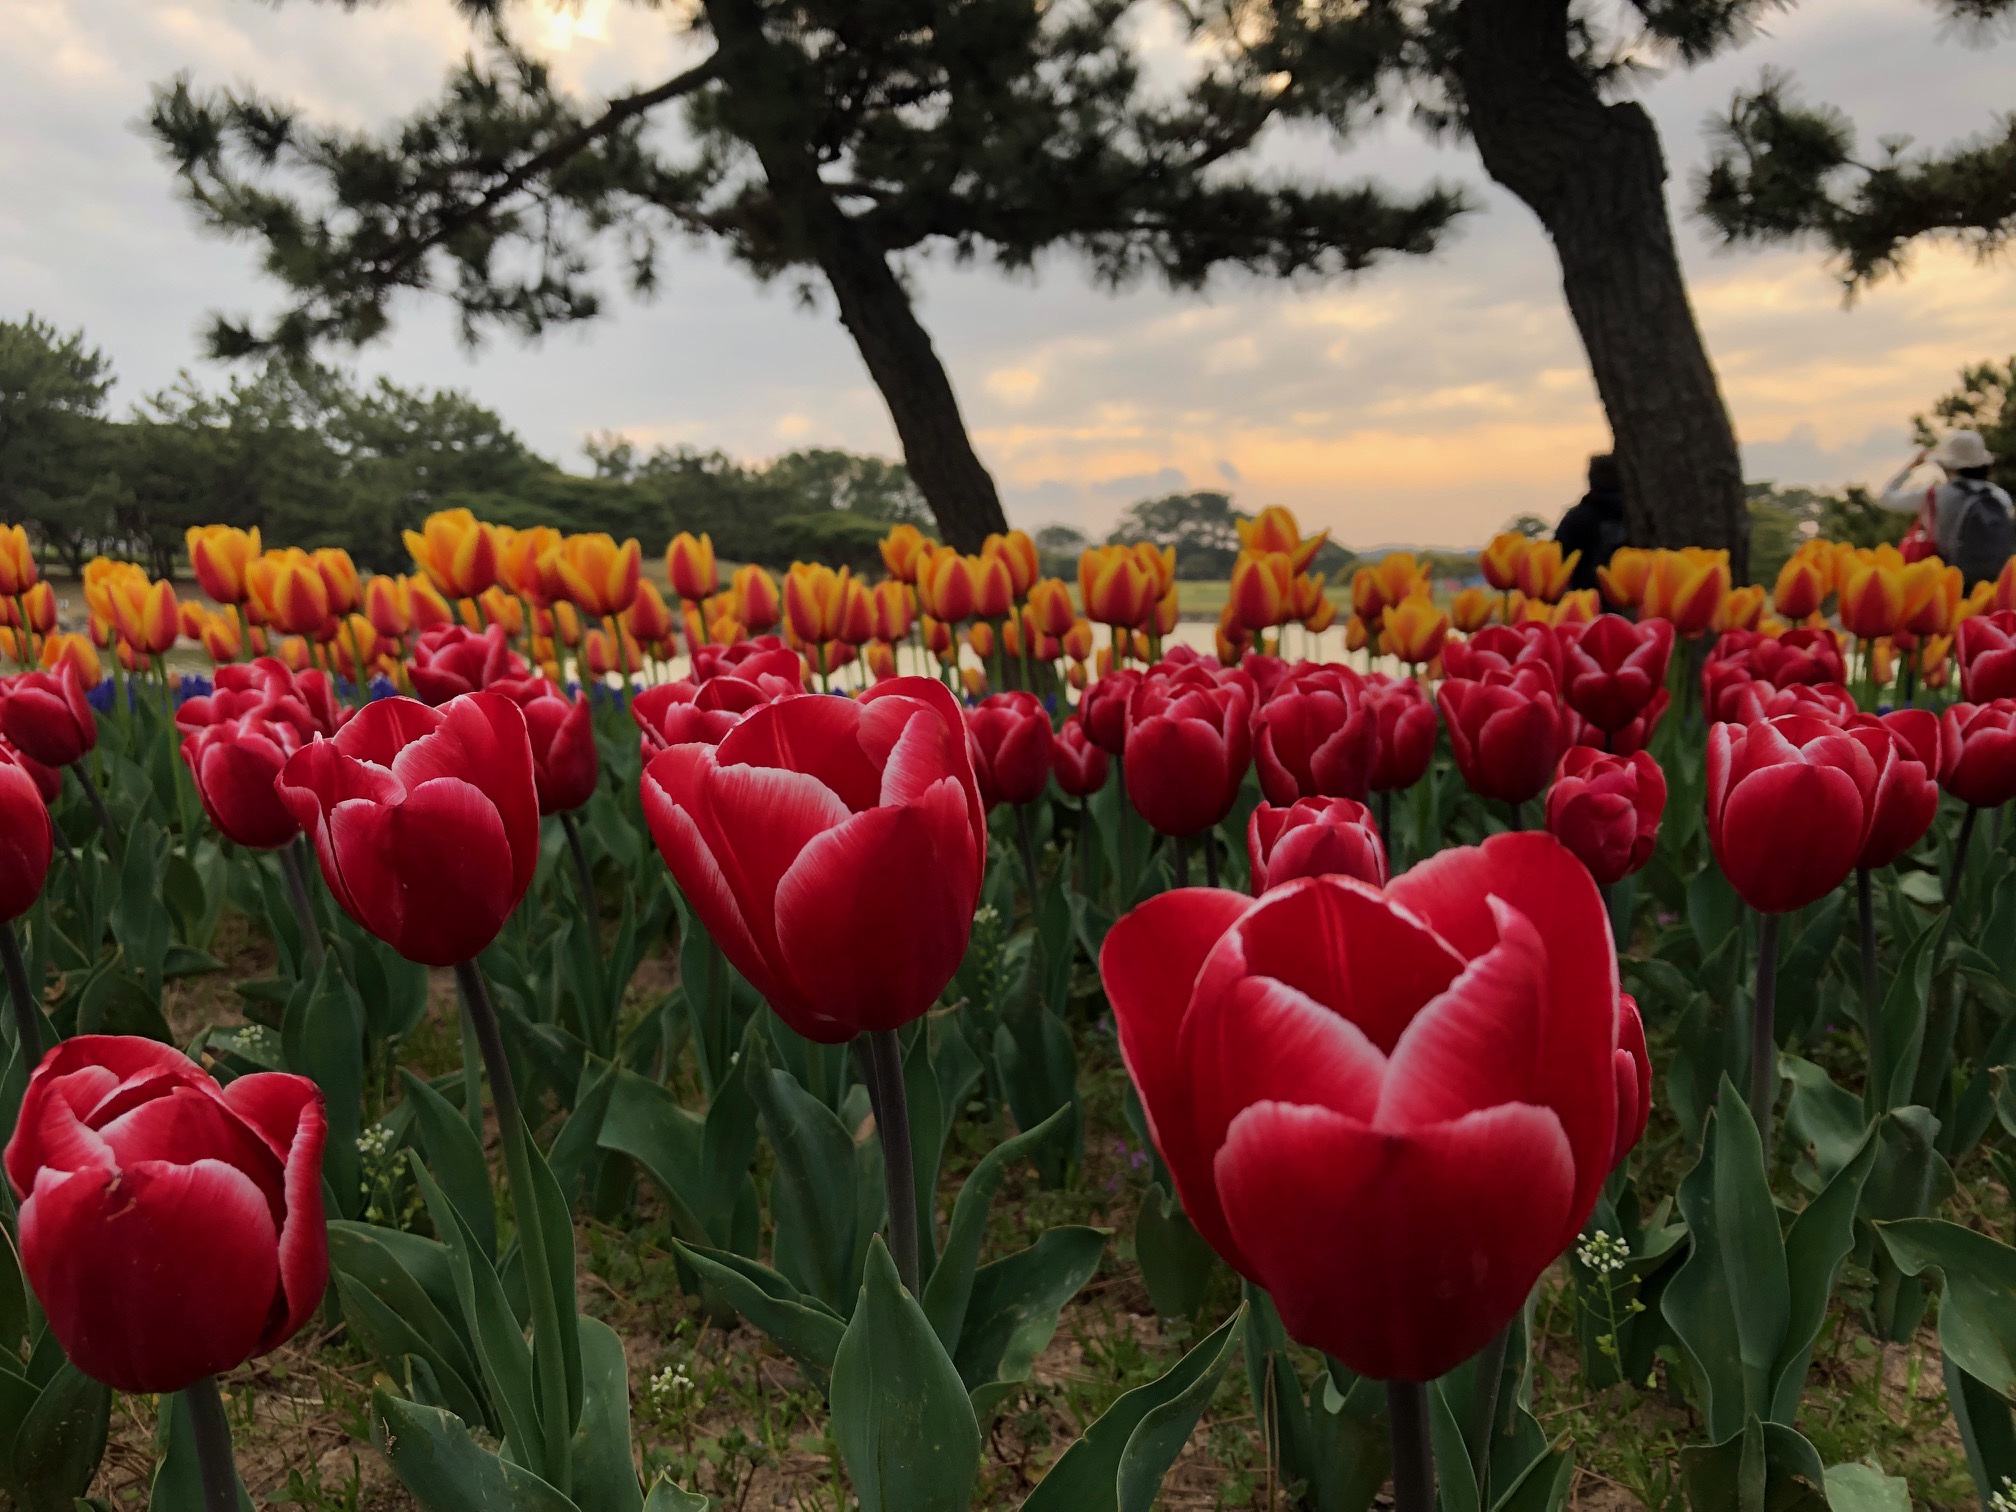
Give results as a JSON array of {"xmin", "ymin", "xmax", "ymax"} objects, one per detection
[{"xmin": 1878, "ymin": 429, "xmax": 2012, "ymax": 586}]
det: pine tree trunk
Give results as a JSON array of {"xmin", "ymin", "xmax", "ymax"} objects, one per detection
[
  {"xmin": 1456, "ymin": 0, "xmax": 1748, "ymax": 576},
  {"xmin": 701, "ymin": 0, "xmax": 1011, "ymax": 554}
]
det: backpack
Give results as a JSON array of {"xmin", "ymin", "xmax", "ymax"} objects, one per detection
[{"xmin": 1952, "ymin": 478, "xmax": 2015, "ymax": 589}]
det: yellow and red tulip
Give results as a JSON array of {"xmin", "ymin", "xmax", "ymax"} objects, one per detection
[
  {"xmin": 404, "ymin": 507, "xmax": 498, "ymax": 600},
  {"xmin": 546, "ymin": 533, "xmax": 641, "ymax": 617},
  {"xmin": 1479, "ymin": 533, "xmax": 1529, "ymax": 593},
  {"xmin": 1597, "ymin": 547, "xmax": 1653, "ymax": 610},
  {"xmin": 184, "ymin": 525, "xmax": 258, "ymax": 604},
  {"xmin": 1513, "ymin": 541, "xmax": 1578, "ymax": 603},
  {"xmin": 1451, "ymin": 586, "xmax": 1494, "ymax": 632},
  {"xmin": 880, "ymin": 523, "xmax": 930, "ymax": 584},
  {"xmin": 1237, "ymin": 505, "xmax": 1326, "ymax": 573},
  {"xmin": 666, "ymin": 532, "xmax": 718, "ymax": 602},
  {"xmin": 1379, "ymin": 592, "xmax": 1449, "ymax": 665}
]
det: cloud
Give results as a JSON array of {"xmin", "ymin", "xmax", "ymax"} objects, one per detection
[{"xmin": 2, "ymin": 0, "xmax": 2013, "ymax": 552}]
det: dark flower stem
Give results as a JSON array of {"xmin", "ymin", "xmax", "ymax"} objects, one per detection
[
  {"xmin": 559, "ymin": 810, "xmax": 599, "ymax": 927},
  {"xmin": 1387, "ymin": 1380, "xmax": 1436, "ymax": 1512},
  {"xmin": 277, "ymin": 841, "xmax": 325, "ymax": 973},
  {"xmin": 2, "ymin": 923, "xmax": 42, "ymax": 1068},
  {"xmin": 1858, "ymin": 867, "xmax": 1884, "ymax": 1116},
  {"xmin": 453, "ymin": 958, "xmax": 573, "ymax": 1492},
  {"xmin": 868, "ymin": 1028, "xmax": 922, "ymax": 1295},
  {"xmin": 1950, "ymin": 806, "xmax": 1979, "ymax": 908},
  {"xmin": 1174, "ymin": 835, "xmax": 1191, "ymax": 888},
  {"xmin": 184, "ymin": 1375, "xmax": 238, "ymax": 1512},
  {"xmin": 1203, "ymin": 831, "xmax": 1221, "ymax": 888},
  {"xmin": 1014, "ymin": 804, "xmax": 1042, "ymax": 908},
  {"xmin": 1749, "ymin": 912, "xmax": 1783, "ymax": 1162},
  {"xmin": 1467, "ymin": 1323, "xmax": 1512, "ymax": 1493},
  {"xmin": 67, "ymin": 761, "xmax": 119, "ymax": 861},
  {"xmin": 1506, "ymin": 802, "xmax": 1524, "ymax": 833},
  {"xmin": 1378, "ymin": 790, "xmax": 1394, "ymax": 869}
]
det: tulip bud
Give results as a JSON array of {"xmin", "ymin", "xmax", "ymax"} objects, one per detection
[
  {"xmin": 1545, "ymin": 747, "xmax": 1665, "ymax": 885},
  {"xmin": 1247, "ymin": 796, "xmax": 1387, "ymax": 892}
]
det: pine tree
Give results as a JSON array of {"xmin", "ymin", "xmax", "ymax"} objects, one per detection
[{"xmin": 146, "ymin": 0, "xmax": 1460, "ymax": 551}]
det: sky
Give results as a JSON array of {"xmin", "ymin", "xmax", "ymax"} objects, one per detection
[{"xmin": 3, "ymin": 0, "xmax": 2013, "ymax": 550}]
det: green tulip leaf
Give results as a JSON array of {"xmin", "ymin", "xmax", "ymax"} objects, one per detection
[
  {"xmin": 1942, "ymin": 1354, "xmax": 2016, "ymax": 1511},
  {"xmin": 641, "ymin": 1479, "xmax": 708, "ymax": 1512},
  {"xmin": 669, "ymin": 1242, "xmax": 845, "ymax": 1392},
  {"xmin": 922, "ymin": 1103, "xmax": 1075, "ymax": 1354},
  {"xmin": 1677, "ymin": 1416, "xmax": 1828, "ymax": 1512},
  {"xmin": 399, "ymin": 1070, "xmax": 498, "ymax": 1261},
  {"xmin": 1875, "ymin": 1218, "xmax": 2016, "ymax": 1399},
  {"xmin": 956, "ymin": 1225, "xmax": 1106, "ymax": 1415},
  {"xmin": 1021, "ymin": 1302, "xmax": 1245, "ymax": 1512},
  {"xmin": 543, "ymin": 1059, "xmax": 620, "ymax": 1214},
  {"xmin": 1133, "ymin": 1181, "xmax": 1222, "ymax": 1323},
  {"xmin": 9, "ymin": 1362, "xmax": 110, "ymax": 1512},
  {"xmin": 371, "ymin": 1390, "xmax": 578, "ymax": 1512},
  {"xmin": 1241, "ymin": 1285, "xmax": 1390, "ymax": 1512},
  {"xmin": 568, "ymin": 1317, "xmax": 641, "ymax": 1512},
  {"xmin": 146, "ymin": 1391, "xmax": 252, "ymax": 1512},
  {"xmin": 831, "ymin": 1239, "xmax": 981, "ymax": 1512},
  {"xmin": 1819, "ymin": 1461, "xmax": 1910, "ymax": 1512},
  {"xmin": 327, "ymin": 1222, "xmax": 491, "ymax": 1433},
  {"xmin": 747, "ymin": 1049, "xmax": 876, "ymax": 1313}
]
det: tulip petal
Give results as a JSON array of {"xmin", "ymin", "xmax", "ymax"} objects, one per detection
[
  {"xmin": 700, "ymin": 761, "xmax": 853, "ymax": 959},
  {"xmin": 1717, "ymin": 762, "xmax": 1867, "ymax": 915},
  {"xmin": 721, "ymin": 695, "xmax": 881, "ymax": 812},
  {"xmin": 773, "ymin": 778, "xmax": 979, "ymax": 1039},
  {"xmin": 1215, "ymin": 1100, "xmax": 1574, "ymax": 1382},
  {"xmin": 333, "ymin": 697, "xmax": 444, "ymax": 767},
  {"xmin": 93, "ymin": 1085, "xmax": 286, "ymax": 1216},
  {"xmin": 222, "ymin": 1075, "xmax": 329, "ymax": 1354},
  {"xmin": 20, "ymin": 1156, "xmax": 280, "ymax": 1394}
]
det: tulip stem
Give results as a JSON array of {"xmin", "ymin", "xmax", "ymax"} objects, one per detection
[
  {"xmin": 67, "ymin": 761, "xmax": 119, "ymax": 862},
  {"xmin": 184, "ymin": 1376, "xmax": 240, "ymax": 1512},
  {"xmin": 1014, "ymin": 805, "xmax": 1043, "ymax": 909},
  {"xmin": 1950, "ymin": 805, "xmax": 1980, "ymax": 908},
  {"xmin": 278, "ymin": 842, "xmax": 325, "ymax": 974},
  {"xmin": 1748, "ymin": 912, "xmax": 1783, "ymax": 1163},
  {"xmin": 868, "ymin": 1028, "xmax": 922, "ymax": 1296},
  {"xmin": 1386, "ymin": 1380, "xmax": 1436, "ymax": 1512},
  {"xmin": 1, "ymin": 923, "xmax": 41, "ymax": 1069},
  {"xmin": 1467, "ymin": 1322, "xmax": 1513, "ymax": 1494},
  {"xmin": 1378, "ymin": 790, "xmax": 1394, "ymax": 871},
  {"xmin": 1858, "ymin": 867, "xmax": 1885, "ymax": 1116},
  {"xmin": 1203, "ymin": 832, "xmax": 1220, "ymax": 889},
  {"xmin": 1505, "ymin": 802, "xmax": 1523, "ymax": 833},
  {"xmin": 1174, "ymin": 835, "xmax": 1190, "ymax": 888},
  {"xmin": 560, "ymin": 811, "xmax": 599, "ymax": 928}
]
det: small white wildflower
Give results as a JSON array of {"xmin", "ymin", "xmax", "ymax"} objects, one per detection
[
  {"xmin": 1991, "ymin": 1477, "xmax": 2016, "ymax": 1512},
  {"xmin": 1576, "ymin": 1229, "xmax": 1630, "ymax": 1276},
  {"xmin": 646, "ymin": 1363, "xmax": 695, "ymax": 1409}
]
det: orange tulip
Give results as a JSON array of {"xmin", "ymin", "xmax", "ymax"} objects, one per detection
[
  {"xmin": 1451, "ymin": 586, "xmax": 1494, "ymax": 632},
  {"xmin": 923, "ymin": 616, "xmax": 953, "ymax": 657},
  {"xmin": 1237, "ymin": 505, "xmax": 1326, "ymax": 573},
  {"xmin": 108, "ymin": 575, "xmax": 179, "ymax": 655},
  {"xmin": 873, "ymin": 579, "xmax": 917, "ymax": 643},
  {"xmin": 1229, "ymin": 550, "xmax": 1294, "ymax": 630},
  {"xmin": 1552, "ymin": 589, "xmax": 1601, "ymax": 626},
  {"xmin": 1351, "ymin": 568, "xmax": 1384, "ymax": 624},
  {"xmin": 0, "ymin": 524, "xmax": 38, "ymax": 598},
  {"xmin": 583, "ymin": 624, "xmax": 641, "ymax": 680},
  {"xmin": 1838, "ymin": 551, "xmax": 1905, "ymax": 640},
  {"xmin": 1372, "ymin": 551, "xmax": 1428, "ymax": 612},
  {"xmin": 1077, "ymin": 546, "xmax": 1154, "ymax": 629},
  {"xmin": 866, "ymin": 641, "xmax": 898, "ymax": 682},
  {"xmin": 272, "ymin": 636, "xmax": 312, "ymax": 673},
  {"xmin": 1712, "ymin": 584, "xmax": 1766, "ymax": 634},
  {"xmin": 247, "ymin": 549, "xmax": 333, "ymax": 638},
  {"xmin": 478, "ymin": 587, "xmax": 525, "ymax": 636},
  {"xmin": 546, "ymin": 533, "xmax": 641, "ymax": 617},
  {"xmin": 1154, "ymin": 584, "xmax": 1180, "ymax": 638},
  {"xmin": 83, "ymin": 558, "xmax": 145, "ymax": 629},
  {"xmin": 1027, "ymin": 577, "xmax": 1075, "ymax": 638},
  {"xmin": 1479, "ymin": 533, "xmax": 1529, "ymax": 593},
  {"xmin": 784, "ymin": 562, "xmax": 855, "ymax": 644},
  {"xmin": 1216, "ymin": 614, "xmax": 1253, "ymax": 667},
  {"xmin": 984, "ymin": 530, "xmax": 1040, "ymax": 598},
  {"xmin": 1902, "ymin": 559, "xmax": 1961, "ymax": 637},
  {"xmin": 1514, "ymin": 540, "xmax": 1578, "ymax": 603},
  {"xmin": 331, "ymin": 615, "xmax": 380, "ymax": 681},
  {"xmin": 200, "ymin": 611, "xmax": 242, "ymax": 663},
  {"xmin": 733, "ymin": 564, "xmax": 782, "ymax": 633},
  {"xmin": 39, "ymin": 632, "xmax": 101, "ymax": 688},
  {"xmin": 967, "ymin": 621, "xmax": 995, "ymax": 659},
  {"xmin": 1598, "ymin": 547, "xmax": 1653, "ymax": 610},
  {"xmin": 1303, "ymin": 595, "xmax": 1338, "ymax": 635},
  {"xmin": 1062, "ymin": 618, "xmax": 1095, "ymax": 662},
  {"xmin": 1290, "ymin": 573, "xmax": 1327, "ymax": 623},
  {"xmin": 666, "ymin": 532, "xmax": 718, "ymax": 602},
  {"xmin": 184, "ymin": 525, "xmax": 257, "ymax": 604},
  {"xmin": 405, "ymin": 508, "xmax": 498, "ymax": 599},
  {"xmin": 972, "ymin": 551, "xmax": 1016, "ymax": 621},
  {"xmin": 709, "ymin": 613, "xmax": 747, "ymax": 649},
  {"xmin": 880, "ymin": 523, "xmax": 930, "ymax": 584},
  {"xmin": 364, "ymin": 576, "xmax": 411, "ymax": 638},
  {"xmin": 407, "ymin": 574, "xmax": 455, "ymax": 632},
  {"xmin": 1920, "ymin": 633, "xmax": 1954, "ymax": 686},
  {"xmin": 1641, "ymin": 548, "xmax": 1731, "ymax": 637},
  {"xmin": 835, "ymin": 575, "xmax": 876, "ymax": 646},
  {"xmin": 1344, "ymin": 613, "xmax": 1369, "ymax": 652},
  {"xmin": 625, "ymin": 579, "xmax": 677, "ymax": 648},
  {"xmin": 1133, "ymin": 542, "xmax": 1177, "ymax": 600},
  {"xmin": 18, "ymin": 581, "xmax": 55, "ymax": 637},
  {"xmin": 496, "ymin": 525, "xmax": 561, "ymax": 602},
  {"xmin": 1380, "ymin": 592, "xmax": 1449, "ymax": 664},
  {"xmin": 1869, "ymin": 637, "xmax": 1896, "ymax": 688},
  {"xmin": 920, "ymin": 547, "xmax": 980, "ymax": 624},
  {"xmin": 1959, "ymin": 579, "xmax": 1995, "ymax": 623},
  {"xmin": 311, "ymin": 547, "xmax": 362, "ymax": 615},
  {"xmin": 1772, "ymin": 551, "xmax": 1829, "ymax": 619}
]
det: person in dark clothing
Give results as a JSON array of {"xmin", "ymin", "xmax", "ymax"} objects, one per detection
[{"xmin": 1555, "ymin": 453, "xmax": 1629, "ymax": 593}]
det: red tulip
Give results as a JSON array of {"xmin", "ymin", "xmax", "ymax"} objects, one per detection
[
  {"xmin": 1706, "ymin": 714, "xmax": 1877, "ymax": 914},
  {"xmin": 1079, "ymin": 668, "xmax": 1141, "ymax": 755},
  {"xmin": 1099, "ymin": 833, "xmax": 1646, "ymax": 1382},
  {"xmin": 1248, "ymin": 797, "xmax": 1387, "ymax": 891},
  {"xmin": 0, "ymin": 664, "xmax": 96, "ymax": 768},
  {"xmin": 0, "ymin": 733, "xmax": 61, "ymax": 806},
  {"xmin": 1846, "ymin": 710, "xmax": 1941, "ymax": 871},
  {"xmin": 1702, "ymin": 629, "xmax": 1845, "ymax": 720},
  {"xmin": 641, "ymin": 678, "xmax": 984, "ymax": 1044},
  {"xmin": 1239, "ymin": 652, "xmax": 1294, "ymax": 704},
  {"xmin": 176, "ymin": 656, "xmax": 340, "ymax": 744},
  {"xmin": 0, "ymin": 746, "xmax": 53, "ymax": 921},
  {"xmin": 1940, "ymin": 700, "xmax": 2016, "ymax": 810},
  {"xmin": 1563, "ymin": 689, "xmax": 1670, "ymax": 757},
  {"xmin": 632, "ymin": 647, "xmax": 803, "ymax": 751},
  {"xmin": 1051, "ymin": 718, "xmax": 1110, "ymax": 798},
  {"xmin": 1125, "ymin": 664, "xmax": 1256, "ymax": 838},
  {"xmin": 1437, "ymin": 665, "xmax": 1568, "ymax": 807},
  {"xmin": 1250, "ymin": 662, "xmax": 1376, "ymax": 805},
  {"xmin": 1561, "ymin": 615, "xmax": 1673, "ymax": 734},
  {"xmin": 493, "ymin": 678, "xmax": 598, "ymax": 814},
  {"xmin": 1545, "ymin": 748, "xmax": 1666, "ymax": 886},
  {"xmin": 967, "ymin": 692, "xmax": 1053, "ymax": 809},
  {"xmin": 1441, "ymin": 622, "xmax": 1565, "ymax": 686},
  {"xmin": 1957, "ymin": 612, "xmax": 2016, "ymax": 702},
  {"xmin": 407, "ymin": 623, "xmax": 528, "ymax": 705},
  {"xmin": 3, "ymin": 1036, "xmax": 326, "ymax": 1394},
  {"xmin": 181, "ymin": 716, "xmax": 305, "ymax": 850},
  {"xmin": 277, "ymin": 694, "xmax": 540, "ymax": 966},
  {"xmin": 1363, "ymin": 673, "xmax": 1437, "ymax": 793}
]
